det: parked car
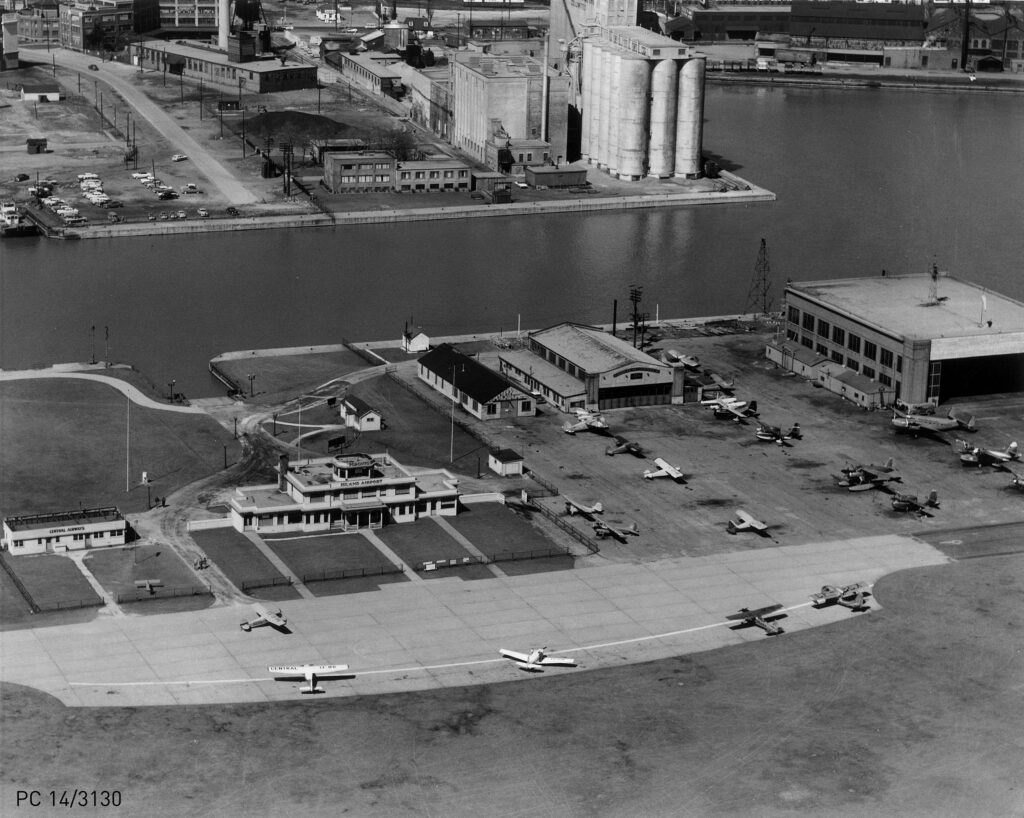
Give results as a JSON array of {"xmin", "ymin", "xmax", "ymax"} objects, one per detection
[
  {"xmin": 176, "ymin": 210, "xmax": 187, "ymax": 219},
  {"xmin": 197, "ymin": 208, "xmax": 209, "ymax": 217},
  {"xmin": 88, "ymin": 64, "xmax": 99, "ymax": 71},
  {"xmin": 226, "ymin": 206, "xmax": 240, "ymax": 216},
  {"xmin": 15, "ymin": 173, "xmax": 30, "ymax": 182},
  {"xmin": 171, "ymin": 153, "xmax": 188, "ymax": 162}
]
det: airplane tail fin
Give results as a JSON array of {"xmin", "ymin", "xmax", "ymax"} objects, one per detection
[
  {"xmin": 626, "ymin": 522, "xmax": 639, "ymax": 535},
  {"xmin": 927, "ymin": 490, "xmax": 939, "ymax": 507},
  {"xmin": 747, "ymin": 400, "xmax": 758, "ymax": 415},
  {"xmin": 592, "ymin": 502, "xmax": 604, "ymax": 515},
  {"xmin": 883, "ymin": 457, "xmax": 894, "ymax": 470},
  {"xmin": 1009, "ymin": 442, "xmax": 1019, "ymax": 458},
  {"xmin": 788, "ymin": 423, "xmax": 802, "ymax": 439},
  {"xmin": 727, "ymin": 520, "xmax": 738, "ymax": 534},
  {"xmin": 963, "ymin": 415, "xmax": 976, "ymax": 432},
  {"xmin": 561, "ymin": 422, "xmax": 576, "ymax": 434}
]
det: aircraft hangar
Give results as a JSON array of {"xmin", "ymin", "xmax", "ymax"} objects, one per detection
[{"xmin": 777, "ymin": 271, "xmax": 1024, "ymax": 405}]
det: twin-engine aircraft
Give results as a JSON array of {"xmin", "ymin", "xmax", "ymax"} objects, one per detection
[
  {"xmin": 643, "ymin": 457, "xmax": 686, "ymax": 483},
  {"xmin": 755, "ymin": 422, "xmax": 802, "ymax": 446},
  {"xmin": 704, "ymin": 396, "xmax": 759, "ymax": 423},
  {"xmin": 241, "ymin": 603, "xmax": 290, "ymax": 633},
  {"xmin": 892, "ymin": 408, "xmax": 975, "ymax": 438},
  {"xmin": 562, "ymin": 409, "xmax": 610, "ymax": 435},
  {"xmin": 592, "ymin": 519, "xmax": 640, "ymax": 542},
  {"xmin": 890, "ymin": 489, "xmax": 940, "ymax": 516},
  {"xmin": 811, "ymin": 582, "xmax": 871, "ymax": 611},
  {"xmin": 269, "ymin": 663, "xmax": 351, "ymax": 694},
  {"xmin": 726, "ymin": 509, "xmax": 769, "ymax": 536},
  {"xmin": 837, "ymin": 458, "xmax": 901, "ymax": 491},
  {"xmin": 605, "ymin": 435, "xmax": 645, "ymax": 457},
  {"xmin": 499, "ymin": 647, "xmax": 577, "ymax": 672},
  {"xmin": 955, "ymin": 439, "xmax": 1019, "ymax": 469}
]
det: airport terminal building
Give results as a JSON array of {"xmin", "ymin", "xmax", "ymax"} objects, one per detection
[
  {"xmin": 2, "ymin": 507, "xmax": 127, "ymax": 555},
  {"xmin": 771, "ymin": 272, "xmax": 1024, "ymax": 405}
]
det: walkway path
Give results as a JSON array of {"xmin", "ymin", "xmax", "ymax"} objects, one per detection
[
  {"xmin": 430, "ymin": 516, "xmax": 506, "ymax": 579},
  {"xmin": 242, "ymin": 532, "xmax": 316, "ymax": 600},
  {"xmin": 67, "ymin": 552, "xmax": 125, "ymax": 618},
  {"xmin": 361, "ymin": 530, "xmax": 424, "ymax": 582},
  {"xmin": 0, "ymin": 367, "xmax": 206, "ymax": 413}
]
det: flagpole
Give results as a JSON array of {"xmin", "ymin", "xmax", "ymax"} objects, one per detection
[{"xmin": 126, "ymin": 395, "xmax": 130, "ymax": 492}]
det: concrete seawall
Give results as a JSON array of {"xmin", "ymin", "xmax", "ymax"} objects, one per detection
[{"xmin": 65, "ymin": 175, "xmax": 775, "ymax": 240}]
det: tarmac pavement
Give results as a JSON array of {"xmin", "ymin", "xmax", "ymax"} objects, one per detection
[{"xmin": 0, "ymin": 534, "xmax": 947, "ymax": 707}]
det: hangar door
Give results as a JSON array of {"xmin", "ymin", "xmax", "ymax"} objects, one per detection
[{"xmin": 934, "ymin": 353, "xmax": 1024, "ymax": 402}]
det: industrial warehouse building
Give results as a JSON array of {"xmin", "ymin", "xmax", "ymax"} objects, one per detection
[
  {"xmin": 2, "ymin": 508, "xmax": 127, "ymax": 555},
  {"xmin": 418, "ymin": 343, "xmax": 535, "ymax": 420},
  {"xmin": 229, "ymin": 453, "xmax": 459, "ymax": 534},
  {"xmin": 770, "ymin": 272, "xmax": 1024, "ymax": 406},
  {"xmin": 499, "ymin": 322, "xmax": 686, "ymax": 411}
]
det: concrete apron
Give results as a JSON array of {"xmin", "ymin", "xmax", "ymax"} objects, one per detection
[{"xmin": 0, "ymin": 535, "xmax": 947, "ymax": 707}]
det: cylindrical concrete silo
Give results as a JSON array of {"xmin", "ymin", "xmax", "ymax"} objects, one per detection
[
  {"xmin": 596, "ymin": 45, "xmax": 614, "ymax": 169},
  {"xmin": 616, "ymin": 56, "xmax": 651, "ymax": 180},
  {"xmin": 647, "ymin": 58, "xmax": 678, "ymax": 178},
  {"xmin": 674, "ymin": 56, "xmax": 706, "ymax": 178},
  {"xmin": 581, "ymin": 40, "xmax": 598, "ymax": 162},
  {"xmin": 604, "ymin": 51, "xmax": 623, "ymax": 175},
  {"xmin": 218, "ymin": 0, "xmax": 229, "ymax": 51}
]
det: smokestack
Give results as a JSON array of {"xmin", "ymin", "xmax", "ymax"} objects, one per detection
[
  {"xmin": 277, "ymin": 454, "xmax": 290, "ymax": 490},
  {"xmin": 218, "ymin": 0, "xmax": 230, "ymax": 52}
]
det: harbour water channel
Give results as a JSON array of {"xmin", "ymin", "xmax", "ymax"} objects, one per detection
[{"xmin": 2, "ymin": 84, "xmax": 1023, "ymax": 397}]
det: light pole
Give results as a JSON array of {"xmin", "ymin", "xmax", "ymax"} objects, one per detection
[
  {"xmin": 247, "ymin": 372, "xmax": 256, "ymax": 397},
  {"xmin": 167, "ymin": 379, "xmax": 176, "ymax": 402},
  {"xmin": 449, "ymin": 364, "xmax": 463, "ymax": 463}
]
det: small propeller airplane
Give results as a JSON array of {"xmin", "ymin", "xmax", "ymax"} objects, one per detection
[
  {"xmin": 240, "ymin": 603, "xmax": 290, "ymax": 633},
  {"xmin": 704, "ymin": 396, "xmax": 759, "ymax": 423},
  {"xmin": 605, "ymin": 435, "xmax": 645, "ymax": 457},
  {"xmin": 562, "ymin": 408, "xmax": 610, "ymax": 435},
  {"xmin": 954, "ymin": 439, "xmax": 1019, "ymax": 469},
  {"xmin": 643, "ymin": 457, "xmax": 686, "ymax": 483},
  {"xmin": 660, "ymin": 349, "xmax": 700, "ymax": 369},
  {"xmin": 890, "ymin": 489, "xmax": 940, "ymax": 516},
  {"xmin": 892, "ymin": 408, "xmax": 975, "ymax": 438},
  {"xmin": 726, "ymin": 603, "xmax": 785, "ymax": 636},
  {"xmin": 134, "ymin": 579, "xmax": 163, "ymax": 594},
  {"xmin": 810, "ymin": 582, "xmax": 871, "ymax": 611},
  {"xmin": 592, "ymin": 518, "xmax": 640, "ymax": 542},
  {"xmin": 1007, "ymin": 470, "xmax": 1024, "ymax": 492},
  {"xmin": 726, "ymin": 509, "xmax": 770, "ymax": 536},
  {"xmin": 755, "ymin": 422, "xmax": 802, "ymax": 446},
  {"xmin": 269, "ymin": 663, "xmax": 351, "ymax": 694},
  {"xmin": 837, "ymin": 459, "xmax": 902, "ymax": 492},
  {"xmin": 564, "ymin": 497, "xmax": 604, "ymax": 518},
  {"xmin": 709, "ymin": 373, "xmax": 736, "ymax": 392},
  {"xmin": 499, "ymin": 647, "xmax": 577, "ymax": 672}
]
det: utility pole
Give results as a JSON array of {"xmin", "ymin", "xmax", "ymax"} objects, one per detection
[
  {"xmin": 745, "ymin": 238, "xmax": 775, "ymax": 317},
  {"xmin": 629, "ymin": 285, "xmax": 643, "ymax": 348}
]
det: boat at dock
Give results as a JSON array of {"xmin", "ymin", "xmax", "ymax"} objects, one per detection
[{"xmin": 1, "ymin": 202, "xmax": 39, "ymax": 238}]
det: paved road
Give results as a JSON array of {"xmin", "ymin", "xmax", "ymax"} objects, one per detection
[{"xmin": 20, "ymin": 47, "xmax": 259, "ymax": 205}]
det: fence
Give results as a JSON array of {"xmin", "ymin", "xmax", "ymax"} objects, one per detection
[
  {"xmin": 417, "ymin": 546, "xmax": 569, "ymax": 572},
  {"xmin": 0, "ymin": 550, "xmax": 40, "ymax": 613},
  {"xmin": 115, "ymin": 585, "xmax": 212, "ymax": 604},
  {"xmin": 241, "ymin": 575, "xmax": 293, "ymax": 591},
  {"xmin": 342, "ymin": 338, "xmax": 390, "ymax": 367},
  {"xmin": 300, "ymin": 564, "xmax": 403, "ymax": 583},
  {"xmin": 528, "ymin": 502, "xmax": 602, "ymax": 555},
  {"xmin": 35, "ymin": 597, "xmax": 105, "ymax": 612},
  {"xmin": 187, "ymin": 517, "xmax": 233, "ymax": 532}
]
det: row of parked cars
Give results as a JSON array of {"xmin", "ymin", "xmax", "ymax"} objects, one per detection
[{"xmin": 77, "ymin": 172, "xmax": 123, "ymax": 210}]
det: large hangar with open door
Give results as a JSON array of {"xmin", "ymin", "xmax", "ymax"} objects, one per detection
[{"xmin": 775, "ymin": 271, "xmax": 1024, "ymax": 406}]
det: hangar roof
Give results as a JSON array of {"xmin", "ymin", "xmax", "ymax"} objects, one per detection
[
  {"xmin": 530, "ymin": 323, "xmax": 668, "ymax": 375},
  {"xmin": 787, "ymin": 274, "xmax": 1024, "ymax": 341}
]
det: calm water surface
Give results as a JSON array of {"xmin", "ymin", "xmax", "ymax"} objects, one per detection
[{"xmin": 2, "ymin": 84, "xmax": 1022, "ymax": 396}]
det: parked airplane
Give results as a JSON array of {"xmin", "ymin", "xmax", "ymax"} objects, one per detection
[
  {"xmin": 643, "ymin": 457, "xmax": 686, "ymax": 483},
  {"xmin": 837, "ymin": 459, "xmax": 902, "ymax": 492},
  {"xmin": 240, "ymin": 603, "xmax": 290, "ymax": 633},
  {"xmin": 726, "ymin": 603, "xmax": 785, "ymax": 636},
  {"xmin": 810, "ymin": 582, "xmax": 871, "ymax": 611},
  {"xmin": 704, "ymin": 397, "xmax": 759, "ymax": 423},
  {"xmin": 661, "ymin": 349, "xmax": 700, "ymax": 369},
  {"xmin": 564, "ymin": 497, "xmax": 603, "ymax": 518},
  {"xmin": 499, "ymin": 647, "xmax": 577, "ymax": 672},
  {"xmin": 1007, "ymin": 470, "xmax": 1024, "ymax": 492},
  {"xmin": 134, "ymin": 579, "xmax": 163, "ymax": 594},
  {"xmin": 709, "ymin": 373, "xmax": 736, "ymax": 392},
  {"xmin": 726, "ymin": 509, "xmax": 769, "ymax": 536},
  {"xmin": 592, "ymin": 519, "xmax": 640, "ymax": 542},
  {"xmin": 892, "ymin": 408, "xmax": 975, "ymax": 437},
  {"xmin": 890, "ymin": 490, "xmax": 940, "ymax": 516},
  {"xmin": 755, "ymin": 422, "xmax": 802, "ymax": 446},
  {"xmin": 605, "ymin": 435, "xmax": 645, "ymax": 457},
  {"xmin": 955, "ymin": 439, "xmax": 1019, "ymax": 469},
  {"xmin": 269, "ymin": 663, "xmax": 351, "ymax": 693},
  {"xmin": 562, "ymin": 408, "xmax": 610, "ymax": 435}
]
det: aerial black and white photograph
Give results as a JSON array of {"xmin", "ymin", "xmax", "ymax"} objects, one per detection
[{"xmin": 1, "ymin": 0, "xmax": 1023, "ymax": 814}]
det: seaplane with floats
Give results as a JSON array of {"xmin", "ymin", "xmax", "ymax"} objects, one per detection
[
  {"xmin": 269, "ymin": 663, "xmax": 351, "ymax": 693},
  {"xmin": 726, "ymin": 509, "xmax": 770, "ymax": 536},
  {"xmin": 726, "ymin": 604, "xmax": 785, "ymax": 636},
  {"xmin": 562, "ymin": 408, "xmax": 610, "ymax": 435},
  {"xmin": 499, "ymin": 647, "xmax": 577, "ymax": 672},
  {"xmin": 592, "ymin": 518, "xmax": 640, "ymax": 542},
  {"xmin": 660, "ymin": 349, "xmax": 700, "ymax": 369},
  {"xmin": 643, "ymin": 457, "xmax": 686, "ymax": 483},
  {"xmin": 837, "ymin": 459, "xmax": 902, "ymax": 491},
  {"xmin": 954, "ymin": 439, "xmax": 1019, "ymax": 469},
  {"xmin": 890, "ymin": 489, "xmax": 940, "ymax": 516},
  {"xmin": 240, "ymin": 603, "xmax": 290, "ymax": 633},
  {"xmin": 703, "ymin": 396, "xmax": 759, "ymax": 423},
  {"xmin": 564, "ymin": 497, "xmax": 603, "ymax": 518},
  {"xmin": 811, "ymin": 582, "xmax": 871, "ymax": 611},
  {"xmin": 755, "ymin": 422, "xmax": 802, "ymax": 446},
  {"xmin": 892, "ymin": 407, "xmax": 975, "ymax": 438},
  {"xmin": 134, "ymin": 579, "xmax": 164, "ymax": 594},
  {"xmin": 605, "ymin": 435, "xmax": 645, "ymax": 457}
]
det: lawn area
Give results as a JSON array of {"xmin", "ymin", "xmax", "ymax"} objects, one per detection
[
  {"xmin": 0, "ymin": 380, "xmax": 240, "ymax": 517},
  {"xmin": 190, "ymin": 528, "xmax": 287, "ymax": 590},
  {"xmin": 0, "ymin": 567, "xmax": 34, "ymax": 625},
  {"xmin": 342, "ymin": 375, "xmax": 483, "ymax": 474},
  {"xmin": 215, "ymin": 349, "xmax": 371, "ymax": 402},
  {"xmin": 263, "ymin": 532, "xmax": 401, "ymax": 579},
  {"xmin": 376, "ymin": 518, "xmax": 472, "ymax": 568},
  {"xmin": 446, "ymin": 503, "xmax": 566, "ymax": 559},
  {"xmin": 2, "ymin": 553, "xmax": 102, "ymax": 612},
  {"xmin": 84, "ymin": 543, "xmax": 209, "ymax": 603}
]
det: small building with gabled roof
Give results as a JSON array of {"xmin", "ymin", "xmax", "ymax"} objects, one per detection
[
  {"xmin": 343, "ymin": 395, "xmax": 382, "ymax": 432},
  {"xmin": 488, "ymin": 447, "xmax": 524, "ymax": 477},
  {"xmin": 418, "ymin": 343, "xmax": 534, "ymax": 420}
]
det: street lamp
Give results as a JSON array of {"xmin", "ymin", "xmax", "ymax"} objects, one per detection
[
  {"xmin": 247, "ymin": 373, "xmax": 256, "ymax": 397},
  {"xmin": 167, "ymin": 379, "xmax": 176, "ymax": 402},
  {"xmin": 449, "ymin": 364, "xmax": 463, "ymax": 464}
]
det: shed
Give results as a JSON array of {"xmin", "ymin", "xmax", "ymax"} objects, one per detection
[
  {"xmin": 21, "ymin": 84, "xmax": 60, "ymax": 102},
  {"xmin": 402, "ymin": 326, "xmax": 430, "ymax": 353},
  {"xmin": 343, "ymin": 395, "xmax": 383, "ymax": 431},
  {"xmin": 524, "ymin": 165, "xmax": 588, "ymax": 188},
  {"xmin": 26, "ymin": 137, "xmax": 48, "ymax": 154},
  {"xmin": 489, "ymin": 448, "xmax": 524, "ymax": 477}
]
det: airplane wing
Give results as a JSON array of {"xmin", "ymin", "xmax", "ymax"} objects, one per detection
[
  {"xmin": 726, "ymin": 603, "xmax": 784, "ymax": 621},
  {"xmin": 264, "ymin": 611, "xmax": 286, "ymax": 628},
  {"xmin": 643, "ymin": 467, "xmax": 667, "ymax": 480},
  {"xmin": 562, "ymin": 420, "xmax": 586, "ymax": 434},
  {"xmin": 536, "ymin": 655, "xmax": 576, "ymax": 667},
  {"xmin": 737, "ymin": 510, "xmax": 768, "ymax": 531},
  {"xmin": 499, "ymin": 648, "xmax": 530, "ymax": 663}
]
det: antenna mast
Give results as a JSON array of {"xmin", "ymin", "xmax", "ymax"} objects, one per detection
[{"xmin": 745, "ymin": 238, "xmax": 774, "ymax": 316}]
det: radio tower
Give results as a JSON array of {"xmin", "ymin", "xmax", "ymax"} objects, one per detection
[{"xmin": 745, "ymin": 238, "xmax": 774, "ymax": 316}]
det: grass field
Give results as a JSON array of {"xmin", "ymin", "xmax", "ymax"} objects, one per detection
[
  {"xmin": 84, "ymin": 543, "xmax": 205, "ymax": 600},
  {"xmin": 2, "ymin": 554, "xmax": 1021, "ymax": 816},
  {"xmin": 0, "ymin": 380, "xmax": 239, "ymax": 516},
  {"xmin": 375, "ymin": 518, "xmax": 472, "ymax": 567},
  {"xmin": 446, "ymin": 504, "xmax": 563, "ymax": 558},
  {"xmin": 2, "ymin": 554, "xmax": 101, "ymax": 612},
  {"xmin": 189, "ymin": 528, "xmax": 287, "ymax": 590},
  {"xmin": 216, "ymin": 349, "xmax": 370, "ymax": 403},
  {"xmin": 264, "ymin": 532, "xmax": 400, "ymax": 578}
]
